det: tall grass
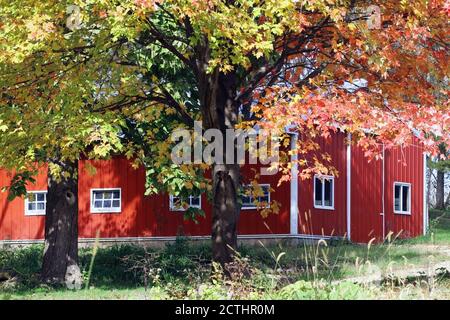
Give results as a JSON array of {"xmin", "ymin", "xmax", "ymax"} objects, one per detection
[{"xmin": 1, "ymin": 210, "xmax": 449, "ymax": 299}]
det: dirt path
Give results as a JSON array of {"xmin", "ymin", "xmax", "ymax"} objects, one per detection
[{"xmin": 335, "ymin": 244, "xmax": 450, "ymax": 286}]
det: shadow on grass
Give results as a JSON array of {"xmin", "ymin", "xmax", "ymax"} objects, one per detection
[{"xmin": 2, "ymin": 209, "xmax": 450, "ymax": 298}]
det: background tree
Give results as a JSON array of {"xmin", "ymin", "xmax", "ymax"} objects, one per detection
[
  {"xmin": 0, "ymin": 99, "xmax": 125, "ymax": 284},
  {"xmin": 0, "ymin": 0, "xmax": 448, "ymax": 274},
  {"xmin": 430, "ymin": 144, "xmax": 450, "ymax": 210}
]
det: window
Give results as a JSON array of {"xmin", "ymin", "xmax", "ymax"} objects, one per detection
[
  {"xmin": 169, "ymin": 195, "xmax": 201, "ymax": 211},
  {"xmin": 394, "ymin": 182, "xmax": 411, "ymax": 214},
  {"xmin": 90, "ymin": 188, "xmax": 121, "ymax": 213},
  {"xmin": 314, "ymin": 175, "xmax": 334, "ymax": 210},
  {"xmin": 241, "ymin": 184, "xmax": 270, "ymax": 209},
  {"xmin": 25, "ymin": 191, "xmax": 47, "ymax": 216}
]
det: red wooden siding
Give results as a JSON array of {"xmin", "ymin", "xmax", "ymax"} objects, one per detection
[
  {"xmin": 297, "ymin": 132, "xmax": 348, "ymax": 237},
  {"xmin": 350, "ymin": 145, "xmax": 384, "ymax": 243},
  {"xmin": 350, "ymin": 139, "xmax": 424, "ymax": 243},
  {"xmin": 238, "ymin": 164, "xmax": 290, "ymax": 235},
  {"xmin": 0, "ymin": 158, "xmax": 290, "ymax": 241},
  {"xmin": 0, "ymin": 133, "xmax": 425, "ymax": 243},
  {"xmin": 0, "ymin": 165, "xmax": 47, "ymax": 241},
  {"xmin": 384, "ymin": 139, "xmax": 424, "ymax": 239}
]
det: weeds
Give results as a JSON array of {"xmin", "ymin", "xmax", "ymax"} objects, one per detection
[{"xmin": 1, "ymin": 211, "xmax": 450, "ymax": 300}]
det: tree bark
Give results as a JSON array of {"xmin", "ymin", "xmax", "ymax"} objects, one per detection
[
  {"xmin": 426, "ymin": 165, "xmax": 432, "ymax": 210},
  {"xmin": 211, "ymin": 163, "xmax": 240, "ymax": 266},
  {"xmin": 41, "ymin": 160, "xmax": 81, "ymax": 288},
  {"xmin": 436, "ymin": 169, "xmax": 445, "ymax": 210},
  {"xmin": 445, "ymin": 189, "xmax": 450, "ymax": 208},
  {"xmin": 198, "ymin": 61, "xmax": 241, "ymax": 266}
]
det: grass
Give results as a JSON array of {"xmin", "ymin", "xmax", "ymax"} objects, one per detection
[
  {"xmin": 1, "ymin": 209, "xmax": 450, "ymax": 300},
  {"xmin": 406, "ymin": 209, "xmax": 450, "ymax": 245}
]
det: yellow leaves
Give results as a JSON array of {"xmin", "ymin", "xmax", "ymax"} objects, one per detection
[
  {"xmin": 260, "ymin": 200, "xmax": 280, "ymax": 218},
  {"xmin": 185, "ymin": 181, "xmax": 194, "ymax": 190},
  {"xmin": 348, "ymin": 23, "xmax": 357, "ymax": 31},
  {"xmin": 0, "ymin": 120, "xmax": 8, "ymax": 132},
  {"xmin": 172, "ymin": 0, "xmax": 303, "ymax": 72}
]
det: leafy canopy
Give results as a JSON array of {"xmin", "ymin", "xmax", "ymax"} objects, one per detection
[{"xmin": 0, "ymin": 0, "xmax": 448, "ymax": 201}]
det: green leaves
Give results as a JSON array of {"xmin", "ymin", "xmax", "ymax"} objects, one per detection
[{"xmin": 5, "ymin": 171, "xmax": 37, "ymax": 201}]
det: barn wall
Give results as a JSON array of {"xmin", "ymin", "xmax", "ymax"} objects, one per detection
[
  {"xmin": 384, "ymin": 139, "xmax": 424, "ymax": 239},
  {"xmin": 238, "ymin": 164, "xmax": 290, "ymax": 235},
  {"xmin": 297, "ymin": 132, "xmax": 348, "ymax": 237},
  {"xmin": 0, "ymin": 135, "xmax": 425, "ymax": 243},
  {"xmin": 350, "ymin": 145, "xmax": 384, "ymax": 243},
  {"xmin": 0, "ymin": 165, "xmax": 47, "ymax": 241},
  {"xmin": 0, "ymin": 158, "xmax": 290, "ymax": 241}
]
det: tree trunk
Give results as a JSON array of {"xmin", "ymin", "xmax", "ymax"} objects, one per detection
[
  {"xmin": 426, "ymin": 165, "xmax": 432, "ymax": 209},
  {"xmin": 41, "ymin": 160, "xmax": 81, "ymax": 288},
  {"xmin": 211, "ymin": 163, "xmax": 240, "ymax": 266},
  {"xmin": 198, "ymin": 62, "xmax": 241, "ymax": 266},
  {"xmin": 445, "ymin": 189, "xmax": 450, "ymax": 208},
  {"xmin": 436, "ymin": 169, "xmax": 445, "ymax": 210}
]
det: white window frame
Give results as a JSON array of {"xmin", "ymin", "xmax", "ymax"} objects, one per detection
[
  {"xmin": 90, "ymin": 188, "xmax": 122, "ymax": 213},
  {"xmin": 169, "ymin": 194, "xmax": 202, "ymax": 211},
  {"xmin": 241, "ymin": 184, "xmax": 271, "ymax": 210},
  {"xmin": 393, "ymin": 182, "xmax": 411, "ymax": 215},
  {"xmin": 313, "ymin": 175, "xmax": 335, "ymax": 210},
  {"xmin": 24, "ymin": 190, "xmax": 47, "ymax": 216}
]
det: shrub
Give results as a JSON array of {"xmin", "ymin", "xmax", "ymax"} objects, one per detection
[
  {"xmin": 0, "ymin": 245, "xmax": 43, "ymax": 288},
  {"xmin": 79, "ymin": 244, "xmax": 148, "ymax": 287}
]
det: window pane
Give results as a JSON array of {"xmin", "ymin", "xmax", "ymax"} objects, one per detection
[
  {"xmin": 171, "ymin": 196, "xmax": 181, "ymax": 209},
  {"xmin": 37, "ymin": 203, "xmax": 45, "ymax": 210},
  {"xmin": 324, "ymin": 179, "xmax": 332, "ymax": 207},
  {"xmin": 103, "ymin": 200, "xmax": 112, "ymax": 208},
  {"xmin": 113, "ymin": 191, "xmax": 120, "ymax": 199},
  {"xmin": 394, "ymin": 185, "xmax": 401, "ymax": 211},
  {"xmin": 190, "ymin": 196, "xmax": 200, "ymax": 206},
  {"xmin": 103, "ymin": 192, "xmax": 112, "ymax": 199},
  {"xmin": 112, "ymin": 200, "xmax": 120, "ymax": 208},
  {"xmin": 242, "ymin": 185, "xmax": 253, "ymax": 207},
  {"xmin": 36, "ymin": 193, "xmax": 45, "ymax": 201},
  {"xmin": 28, "ymin": 203, "xmax": 36, "ymax": 211},
  {"xmin": 315, "ymin": 178, "xmax": 323, "ymax": 206},
  {"xmin": 259, "ymin": 195, "xmax": 269, "ymax": 204},
  {"xmin": 242, "ymin": 195, "xmax": 252, "ymax": 206},
  {"xmin": 402, "ymin": 186, "xmax": 409, "ymax": 212},
  {"xmin": 94, "ymin": 192, "xmax": 103, "ymax": 200},
  {"xmin": 94, "ymin": 200, "xmax": 102, "ymax": 208}
]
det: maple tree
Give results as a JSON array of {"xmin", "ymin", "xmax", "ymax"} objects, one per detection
[{"xmin": 0, "ymin": 0, "xmax": 449, "ymax": 283}]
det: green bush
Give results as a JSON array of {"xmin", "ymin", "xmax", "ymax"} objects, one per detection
[
  {"xmin": 0, "ymin": 245, "xmax": 43, "ymax": 288},
  {"xmin": 79, "ymin": 244, "xmax": 148, "ymax": 287}
]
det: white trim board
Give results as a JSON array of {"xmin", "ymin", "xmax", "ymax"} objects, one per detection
[
  {"xmin": 423, "ymin": 153, "xmax": 429, "ymax": 235},
  {"xmin": 90, "ymin": 188, "xmax": 122, "ymax": 214},
  {"xmin": 393, "ymin": 182, "xmax": 412, "ymax": 215},
  {"xmin": 346, "ymin": 133, "xmax": 351, "ymax": 241},
  {"xmin": 290, "ymin": 133, "xmax": 299, "ymax": 235},
  {"xmin": 24, "ymin": 190, "xmax": 47, "ymax": 216},
  {"xmin": 0, "ymin": 234, "xmax": 342, "ymax": 246},
  {"xmin": 313, "ymin": 174, "xmax": 335, "ymax": 210}
]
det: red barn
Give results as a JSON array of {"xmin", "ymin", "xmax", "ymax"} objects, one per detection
[{"xmin": 0, "ymin": 131, "xmax": 428, "ymax": 246}]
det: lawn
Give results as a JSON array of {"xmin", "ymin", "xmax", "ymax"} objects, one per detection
[
  {"xmin": 1, "ymin": 209, "xmax": 450, "ymax": 300},
  {"xmin": 407, "ymin": 209, "xmax": 450, "ymax": 245}
]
